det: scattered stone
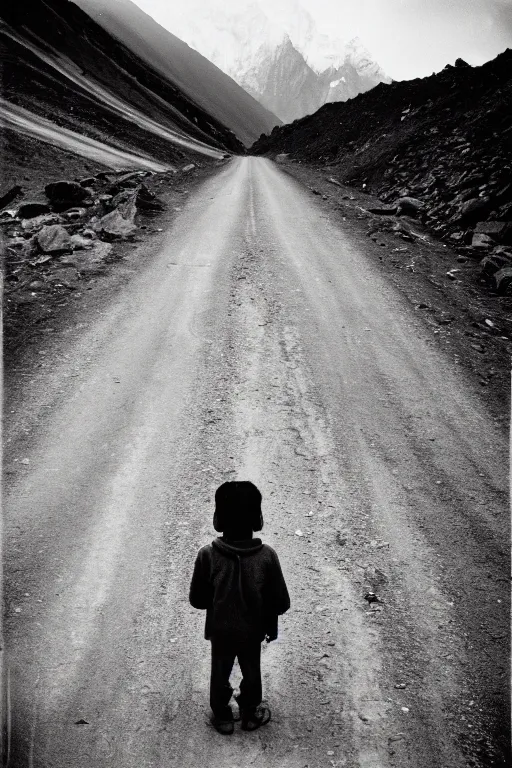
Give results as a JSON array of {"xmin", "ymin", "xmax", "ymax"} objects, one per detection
[
  {"xmin": 474, "ymin": 220, "xmax": 508, "ymax": 238},
  {"xmin": 36, "ymin": 225, "xmax": 73, "ymax": 254},
  {"xmin": 78, "ymin": 177, "xmax": 99, "ymax": 187},
  {"xmin": 471, "ymin": 233, "xmax": 494, "ymax": 249},
  {"xmin": 480, "ymin": 252, "xmax": 512, "ymax": 279},
  {"xmin": 0, "ymin": 185, "xmax": 23, "ymax": 209},
  {"xmin": 493, "ymin": 267, "xmax": 512, "ymax": 295},
  {"xmin": 21, "ymin": 213, "xmax": 63, "ymax": 233},
  {"xmin": 63, "ymin": 207, "xmax": 87, "ymax": 221},
  {"xmin": 364, "ymin": 592, "xmax": 382, "ymax": 604},
  {"xmin": 70, "ymin": 234, "xmax": 94, "ymax": 250},
  {"xmin": 17, "ymin": 202, "xmax": 52, "ymax": 219},
  {"xmin": 396, "ymin": 196, "xmax": 424, "ymax": 217},
  {"xmin": 368, "ymin": 206, "xmax": 397, "ymax": 215},
  {"xmin": 181, "ymin": 164, "xmax": 196, "ymax": 173},
  {"xmin": 115, "ymin": 171, "xmax": 149, "ymax": 188},
  {"xmin": 45, "ymin": 180, "xmax": 91, "ymax": 210},
  {"xmin": 63, "ymin": 241, "xmax": 113, "ymax": 273},
  {"xmin": 459, "ymin": 197, "xmax": 491, "ymax": 223},
  {"xmin": 94, "ymin": 196, "xmax": 137, "ymax": 239}
]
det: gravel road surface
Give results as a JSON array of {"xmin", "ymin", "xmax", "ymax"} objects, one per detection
[{"xmin": 4, "ymin": 157, "xmax": 509, "ymax": 768}]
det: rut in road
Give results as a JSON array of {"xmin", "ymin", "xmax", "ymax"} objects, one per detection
[{"xmin": 4, "ymin": 157, "xmax": 509, "ymax": 768}]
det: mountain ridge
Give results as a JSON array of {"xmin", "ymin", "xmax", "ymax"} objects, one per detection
[
  {"xmin": 75, "ymin": 0, "xmax": 281, "ymax": 145},
  {"xmin": 156, "ymin": 0, "xmax": 390, "ymax": 123}
]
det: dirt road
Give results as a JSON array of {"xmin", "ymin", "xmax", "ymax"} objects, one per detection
[{"xmin": 4, "ymin": 157, "xmax": 509, "ymax": 767}]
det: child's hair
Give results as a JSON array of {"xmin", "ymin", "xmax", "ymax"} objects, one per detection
[{"xmin": 213, "ymin": 481, "xmax": 263, "ymax": 534}]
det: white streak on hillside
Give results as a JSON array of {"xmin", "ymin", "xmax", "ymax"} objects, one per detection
[
  {"xmin": 0, "ymin": 99, "xmax": 172, "ymax": 171},
  {"xmin": 2, "ymin": 28, "xmax": 225, "ymax": 160}
]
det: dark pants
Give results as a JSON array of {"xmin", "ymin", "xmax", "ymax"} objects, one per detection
[{"xmin": 210, "ymin": 638, "xmax": 262, "ymax": 718}]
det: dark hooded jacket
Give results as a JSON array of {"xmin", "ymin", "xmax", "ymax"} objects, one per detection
[{"xmin": 189, "ymin": 537, "xmax": 290, "ymax": 643}]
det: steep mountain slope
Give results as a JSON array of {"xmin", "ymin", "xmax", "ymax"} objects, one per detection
[
  {"xmin": 158, "ymin": 0, "xmax": 390, "ymax": 123},
  {"xmin": 253, "ymin": 52, "xmax": 512, "ymax": 250},
  {"xmin": 1, "ymin": 0, "xmax": 247, "ymax": 168},
  {"xmin": 75, "ymin": 0, "xmax": 281, "ymax": 146}
]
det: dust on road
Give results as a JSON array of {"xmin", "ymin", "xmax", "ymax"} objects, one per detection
[{"xmin": 4, "ymin": 158, "xmax": 509, "ymax": 767}]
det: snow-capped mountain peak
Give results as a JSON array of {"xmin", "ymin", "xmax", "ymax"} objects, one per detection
[{"xmin": 155, "ymin": 0, "xmax": 390, "ymax": 124}]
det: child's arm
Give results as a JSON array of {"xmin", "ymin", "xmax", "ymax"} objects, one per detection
[
  {"xmin": 189, "ymin": 547, "xmax": 212, "ymax": 610},
  {"xmin": 271, "ymin": 551, "xmax": 291, "ymax": 616},
  {"xmin": 264, "ymin": 550, "xmax": 291, "ymax": 641}
]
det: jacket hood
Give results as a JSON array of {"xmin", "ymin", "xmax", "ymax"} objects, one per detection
[{"xmin": 212, "ymin": 537, "xmax": 263, "ymax": 557}]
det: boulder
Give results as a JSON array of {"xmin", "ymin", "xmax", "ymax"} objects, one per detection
[
  {"xmin": 36, "ymin": 224, "xmax": 73, "ymax": 254},
  {"xmin": 63, "ymin": 241, "xmax": 113, "ymax": 273},
  {"xmin": 471, "ymin": 233, "xmax": 494, "ymax": 249},
  {"xmin": 22, "ymin": 213, "xmax": 63, "ymax": 233},
  {"xmin": 79, "ymin": 177, "xmax": 99, "ymax": 187},
  {"xmin": 94, "ymin": 195, "xmax": 137, "ymax": 239},
  {"xmin": 396, "ymin": 196, "xmax": 424, "ymax": 217},
  {"xmin": 480, "ymin": 252, "xmax": 512, "ymax": 279},
  {"xmin": 474, "ymin": 220, "xmax": 508, "ymax": 238},
  {"xmin": 45, "ymin": 180, "xmax": 90, "ymax": 210},
  {"xmin": 17, "ymin": 201, "xmax": 52, "ymax": 219},
  {"xmin": 276, "ymin": 153, "xmax": 290, "ymax": 164},
  {"xmin": 493, "ymin": 266, "xmax": 512, "ymax": 295},
  {"xmin": 136, "ymin": 184, "xmax": 164, "ymax": 212},
  {"xmin": 0, "ymin": 185, "xmax": 23, "ymax": 209},
  {"xmin": 115, "ymin": 171, "xmax": 149, "ymax": 187},
  {"xmin": 458, "ymin": 197, "xmax": 491, "ymax": 222},
  {"xmin": 181, "ymin": 164, "xmax": 196, "ymax": 173}
]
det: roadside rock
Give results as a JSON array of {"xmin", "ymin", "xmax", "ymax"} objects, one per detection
[
  {"xmin": 109, "ymin": 184, "xmax": 163, "ymax": 213},
  {"xmin": 17, "ymin": 202, "xmax": 52, "ymax": 219},
  {"xmin": 368, "ymin": 206, "xmax": 398, "ymax": 215},
  {"xmin": 396, "ymin": 196, "xmax": 424, "ymax": 217},
  {"xmin": 62, "ymin": 207, "xmax": 88, "ymax": 221},
  {"xmin": 459, "ymin": 197, "xmax": 492, "ymax": 223},
  {"xmin": 0, "ymin": 185, "xmax": 23, "ymax": 209},
  {"xmin": 36, "ymin": 225, "xmax": 73, "ymax": 254},
  {"xmin": 181, "ymin": 164, "xmax": 196, "ymax": 173},
  {"xmin": 45, "ymin": 180, "xmax": 91, "ymax": 211},
  {"xmin": 493, "ymin": 266, "xmax": 512, "ymax": 295},
  {"xmin": 94, "ymin": 196, "xmax": 137, "ymax": 240},
  {"xmin": 70, "ymin": 233, "xmax": 95, "ymax": 250},
  {"xmin": 63, "ymin": 241, "xmax": 113, "ymax": 273},
  {"xmin": 276, "ymin": 153, "xmax": 290, "ymax": 163},
  {"xmin": 471, "ymin": 233, "xmax": 494, "ymax": 249},
  {"xmin": 136, "ymin": 183, "xmax": 165, "ymax": 212},
  {"xmin": 22, "ymin": 214, "xmax": 63, "ymax": 233}
]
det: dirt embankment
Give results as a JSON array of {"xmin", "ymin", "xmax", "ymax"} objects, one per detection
[
  {"xmin": 253, "ymin": 50, "xmax": 512, "ymax": 297},
  {"xmin": 1, "ymin": 153, "xmax": 227, "ymax": 366}
]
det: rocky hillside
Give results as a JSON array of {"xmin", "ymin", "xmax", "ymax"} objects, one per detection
[
  {"xmin": 253, "ymin": 51, "xmax": 512, "ymax": 290},
  {"xmin": 0, "ymin": 0, "xmax": 248, "ymax": 164}
]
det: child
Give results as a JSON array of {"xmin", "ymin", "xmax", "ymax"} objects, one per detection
[{"xmin": 189, "ymin": 480, "xmax": 290, "ymax": 735}]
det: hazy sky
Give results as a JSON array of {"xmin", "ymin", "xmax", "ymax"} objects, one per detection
[{"xmin": 132, "ymin": 0, "xmax": 512, "ymax": 79}]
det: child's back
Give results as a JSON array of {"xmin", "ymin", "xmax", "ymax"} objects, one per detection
[{"xmin": 189, "ymin": 481, "xmax": 290, "ymax": 734}]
